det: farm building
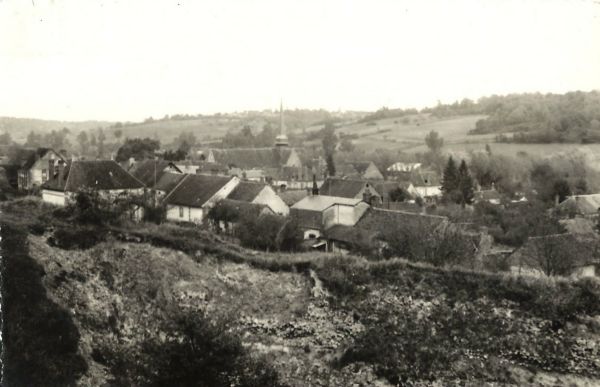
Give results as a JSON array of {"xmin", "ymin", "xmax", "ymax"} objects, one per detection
[
  {"xmin": 291, "ymin": 195, "xmax": 369, "ymax": 240},
  {"xmin": 319, "ymin": 178, "xmax": 381, "ymax": 204},
  {"xmin": 226, "ymin": 180, "xmax": 289, "ymax": 215},
  {"xmin": 13, "ymin": 148, "xmax": 66, "ymax": 191},
  {"xmin": 163, "ymin": 174, "xmax": 239, "ymax": 224},
  {"xmin": 41, "ymin": 160, "xmax": 145, "ymax": 214}
]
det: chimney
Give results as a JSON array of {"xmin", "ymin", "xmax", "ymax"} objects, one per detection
[
  {"xmin": 555, "ymin": 194, "xmax": 560, "ymax": 206},
  {"xmin": 312, "ymin": 174, "xmax": 319, "ymax": 195},
  {"xmin": 362, "ymin": 183, "xmax": 372, "ymax": 204},
  {"xmin": 58, "ymin": 161, "xmax": 65, "ymax": 183}
]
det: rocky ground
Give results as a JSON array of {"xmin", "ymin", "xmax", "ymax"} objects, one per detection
[
  {"xmin": 27, "ymin": 234, "xmax": 389, "ymax": 386},
  {"xmin": 24, "ymin": 231, "xmax": 600, "ymax": 386}
]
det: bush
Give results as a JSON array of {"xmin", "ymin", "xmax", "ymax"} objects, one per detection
[
  {"xmin": 104, "ymin": 310, "xmax": 284, "ymax": 386},
  {"xmin": 49, "ymin": 226, "xmax": 108, "ymax": 250},
  {"xmin": 381, "ymin": 218, "xmax": 475, "ymax": 268},
  {"xmin": 142, "ymin": 204, "xmax": 166, "ymax": 224}
]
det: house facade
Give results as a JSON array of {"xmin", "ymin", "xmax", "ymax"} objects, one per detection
[
  {"xmin": 17, "ymin": 148, "xmax": 66, "ymax": 191},
  {"xmin": 290, "ymin": 195, "xmax": 369, "ymax": 240},
  {"xmin": 226, "ymin": 180, "xmax": 290, "ymax": 216},
  {"xmin": 41, "ymin": 160, "xmax": 146, "ymax": 218},
  {"xmin": 163, "ymin": 174, "xmax": 240, "ymax": 224}
]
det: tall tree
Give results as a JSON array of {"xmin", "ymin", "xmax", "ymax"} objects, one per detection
[
  {"xmin": 115, "ymin": 138, "xmax": 161, "ymax": 162},
  {"xmin": 425, "ymin": 130, "xmax": 444, "ymax": 154},
  {"xmin": 458, "ymin": 159, "xmax": 475, "ymax": 206},
  {"xmin": 441, "ymin": 156, "xmax": 459, "ymax": 202},
  {"xmin": 25, "ymin": 131, "xmax": 42, "ymax": 148},
  {"xmin": 76, "ymin": 131, "xmax": 89, "ymax": 155},
  {"xmin": 321, "ymin": 122, "xmax": 338, "ymax": 176},
  {"xmin": 114, "ymin": 129, "xmax": 123, "ymax": 143},
  {"xmin": 0, "ymin": 131, "xmax": 12, "ymax": 145},
  {"xmin": 97, "ymin": 128, "xmax": 106, "ymax": 158}
]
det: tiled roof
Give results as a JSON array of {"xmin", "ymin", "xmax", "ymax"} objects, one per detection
[
  {"xmin": 350, "ymin": 162, "xmax": 371, "ymax": 174},
  {"xmin": 356, "ymin": 207, "xmax": 446, "ymax": 237},
  {"xmin": 155, "ymin": 172, "xmax": 186, "ymax": 193},
  {"xmin": 325, "ymin": 224, "xmax": 374, "ymax": 244},
  {"xmin": 290, "ymin": 208, "xmax": 323, "ymax": 230},
  {"xmin": 209, "ymin": 147, "xmax": 294, "ymax": 169},
  {"xmin": 319, "ymin": 178, "xmax": 380, "ymax": 199},
  {"xmin": 129, "ymin": 160, "xmax": 182, "ymax": 187},
  {"xmin": 43, "ymin": 160, "xmax": 145, "ymax": 192},
  {"xmin": 291, "ymin": 195, "xmax": 363, "ymax": 212},
  {"xmin": 196, "ymin": 162, "xmax": 229, "ymax": 175},
  {"xmin": 163, "ymin": 174, "xmax": 234, "ymax": 207},
  {"xmin": 17, "ymin": 148, "xmax": 64, "ymax": 170},
  {"xmin": 558, "ymin": 194, "xmax": 600, "ymax": 215},
  {"xmin": 227, "ymin": 181, "xmax": 266, "ymax": 202},
  {"xmin": 278, "ymin": 189, "xmax": 308, "ymax": 206}
]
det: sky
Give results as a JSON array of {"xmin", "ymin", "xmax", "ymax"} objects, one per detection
[{"xmin": 1, "ymin": 0, "xmax": 599, "ymax": 122}]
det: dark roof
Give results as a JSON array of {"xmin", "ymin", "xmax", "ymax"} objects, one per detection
[
  {"xmin": 209, "ymin": 147, "xmax": 295, "ymax": 169},
  {"xmin": 227, "ymin": 181, "xmax": 266, "ymax": 202},
  {"xmin": 163, "ymin": 174, "xmax": 234, "ymax": 207},
  {"xmin": 557, "ymin": 194, "xmax": 600, "ymax": 215},
  {"xmin": 356, "ymin": 208, "xmax": 446, "ymax": 237},
  {"xmin": 195, "ymin": 161, "xmax": 229, "ymax": 175},
  {"xmin": 350, "ymin": 162, "xmax": 372, "ymax": 174},
  {"xmin": 155, "ymin": 172, "xmax": 186, "ymax": 193},
  {"xmin": 278, "ymin": 189, "xmax": 308, "ymax": 206},
  {"xmin": 325, "ymin": 224, "xmax": 374, "ymax": 245},
  {"xmin": 43, "ymin": 160, "xmax": 145, "ymax": 192},
  {"xmin": 129, "ymin": 160, "xmax": 182, "ymax": 187},
  {"xmin": 18, "ymin": 148, "xmax": 65, "ymax": 170},
  {"xmin": 290, "ymin": 208, "xmax": 323, "ymax": 230},
  {"xmin": 410, "ymin": 171, "xmax": 441, "ymax": 186},
  {"xmin": 319, "ymin": 178, "xmax": 379, "ymax": 199}
]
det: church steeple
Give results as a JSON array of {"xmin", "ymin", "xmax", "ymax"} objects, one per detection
[{"xmin": 275, "ymin": 99, "xmax": 289, "ymax": 148}]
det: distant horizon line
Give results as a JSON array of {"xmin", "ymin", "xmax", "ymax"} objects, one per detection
[{"xmin": 2, "ymin": 88, "xmax": 598, "ymax": 125}]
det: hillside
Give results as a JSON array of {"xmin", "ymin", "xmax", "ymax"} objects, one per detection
[
  {"xmin": 308, "ymin": 113, "xmax": 490, "ymax": 153},
  {"xmin": 0, "ymin": 117, "xmax": 113, "ymax": 143},
  {"xmin": 3, "ymin": 198, "xmax": 600, "ymax": 386}
]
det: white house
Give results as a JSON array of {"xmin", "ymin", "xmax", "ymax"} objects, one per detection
[
  {"xmin": 163, "ymin": 174, "xmax": 240, "ymax": 224},
  {"xmin": 226, "ymin": 180, "xmax": 289, "ymax": 216},
  {"xmin": 41, "ymin": 160, "xmax": 145, "ymax": 206},
  {"xmin": 290, "ymin": 195, "xmax": 369, "ymax": 240},
  {"xmin": 17, "ymin": 148, "xmax": 66, "ymax": 191}
]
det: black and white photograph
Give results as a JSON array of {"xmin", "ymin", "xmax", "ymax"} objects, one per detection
[{"xmin": 1, "ymin": 0, "xmax": 600, "ymax": 385}]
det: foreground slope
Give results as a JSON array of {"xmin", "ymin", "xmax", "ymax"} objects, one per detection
[{"xmin": 2, "ymin": 199, "xmax": 600, "ymax": 386}]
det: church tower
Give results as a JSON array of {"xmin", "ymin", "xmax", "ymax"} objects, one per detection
[{"xmin": 275, "ymin": 99, "xmax": 289, "ymax": 148}]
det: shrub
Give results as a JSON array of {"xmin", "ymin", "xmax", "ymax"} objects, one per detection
[
  {"xmin": 104, "ymin": 310, "xmax": 284, "ymax": 386},
  {"xmin": 142, "ymin": 204, "xmax": 166, "ymax": 224},
  {"xmin": 49, "ymin": 226, "xmax": 108, "ymax": 250}
]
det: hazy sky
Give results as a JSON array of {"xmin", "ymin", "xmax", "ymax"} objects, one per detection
[{"xmin": 1, "ymin": 0, "xmax": 599, "ymax": 122}]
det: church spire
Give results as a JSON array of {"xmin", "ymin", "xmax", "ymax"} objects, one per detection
[{"xmin": 275, "ymin": 98, "xmax": 289, "ymax": 147}]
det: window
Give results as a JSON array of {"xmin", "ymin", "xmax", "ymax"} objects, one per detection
[
  {"xmin": 42, "ymin": 169, "xmax": 47, "ymax": 182},
  {"xmin": 179, "ymin": 206, "xmax": 184, "ymax": 218}
]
